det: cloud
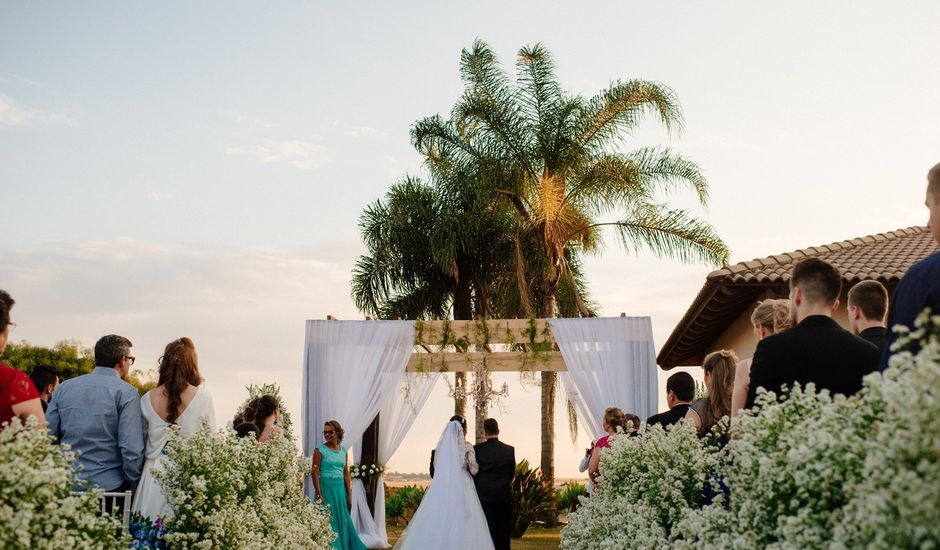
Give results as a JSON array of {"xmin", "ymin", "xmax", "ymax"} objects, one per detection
[
  {"xmin": 0, "ymin": 93, "xmax": 76, "ymax": 127},
  {"xmin": 343, "ymin": 126, "xmax": 377, "ymax": 138},
  {"xmin": 223, "ymin": 139, "xmax": 330, "ymax": 170},
  {"xmin": 222, "ymin": 111, "xmax": 275, "ymax": 129},
  {"xmin": 148, "ymin": 192, "xmax": 175, "ymax": 201}
]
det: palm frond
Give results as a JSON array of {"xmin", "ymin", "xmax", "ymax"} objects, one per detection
[
  {"xmin": 575, "ymin": 80, "xmax": 684, "ymax": 153},
  {"xmin": 613, "ymin": 204, "xmax": 730, "ymax": 267},
  {"xmin": 624, "ymin": 147, "xmax": 709, "ymax": 206}
]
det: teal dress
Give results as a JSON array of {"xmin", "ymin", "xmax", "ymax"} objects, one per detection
[{"xmin": 318, "ymin": 443, "xmax": 366, "ymax": 550}]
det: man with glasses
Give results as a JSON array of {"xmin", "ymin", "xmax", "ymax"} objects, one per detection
[{"xmin": 47, "ymin": 334, "xmax": 144, "ymax": 494}]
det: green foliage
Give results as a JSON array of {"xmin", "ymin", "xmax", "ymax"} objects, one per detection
[
  {"xmin": 555, "ymin": 481, "xmax": 587, "ymax": 513},
  {"xmin": 0, "ymin": 418, "xmax": 126, "ymax": 549},
  {"xmin": 2, "ymin": 339, "xmax": 94, "ymax": 381},
  {"xmin": 385, "ymin": 484, "xmax": 426, "ymax": 526},
  {"xmin": 511, "ymin": 459, "xmax": 554, "ymax": 538},
  {"xmin": 3, "ymin": 339, "xmax": 155, "ymax": 395}
]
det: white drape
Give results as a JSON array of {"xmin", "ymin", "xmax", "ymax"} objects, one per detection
[
  {"xmin": 301, "ymin": 320, "xmax": 414, "ymax": 504},
  {"xmin": 550, "ymin": 317, "xmax": 658, "ymax": 439},
  {"xmin": 349, "ymin": 372, "xmax": 439, "ymax": 548}
]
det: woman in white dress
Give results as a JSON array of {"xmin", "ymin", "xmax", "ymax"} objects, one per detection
[
  {"xmin": 132, "ymin": 337, "xmax": 216, "ymax": 520},
  {"xmin": 394, "ymin": 417, "xmax": 495, "ymax": 550}
]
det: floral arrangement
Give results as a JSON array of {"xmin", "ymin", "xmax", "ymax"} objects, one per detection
[
  {"xmin": 129, "ymin": 513, "xmax": 169, "ymax": 549},
  {"xmin": 349, "ymin": 462, "xmax": 385, "ymax": 483},
  {"xmin": 0, "ymin": 417, "xmax": 126, "ymax": 549},
  {"xmin": 234, "ymin": 383, "xmax": 295, "ymax": 441},
  {"xmin": 154, "ymin": 423, "xmax": 334, "ymax": 549},
  {"xmin": 562, "ymin": 309, "xmax": 940, "ymax": 549}
]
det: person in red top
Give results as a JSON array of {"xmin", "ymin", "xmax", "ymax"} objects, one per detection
[
  {"xmin": 0, "ymin": 290, "xmax": 45, "ymax": 428},
  {"xmin": 587, "ymin": 407, "xmax": 638, "ymax": 488}
]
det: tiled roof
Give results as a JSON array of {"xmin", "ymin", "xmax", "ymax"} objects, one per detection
[{"xmin": 657, "ymin": 227, "xmax": 938, "ymax": 369}]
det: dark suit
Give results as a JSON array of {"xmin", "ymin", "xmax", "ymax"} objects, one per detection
[
  {"xmin": 473, "ymin": 438, "xmax": 515, "ymax": 550},
  {"xmin": 745, "ymin": 315, "xmax": 880, "ymax": 409},
  {"xmin": 882, "ymin": 251, "xmax": 940, "ymax": 370},
  {"xmin": 646, "ymin": 403, "xmax": 691, "ymax": 430},
  {"xmin": 859, "ymin": 326, "xmax": 887, "ymax": 355}
]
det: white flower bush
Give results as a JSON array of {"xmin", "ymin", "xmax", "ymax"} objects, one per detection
[
  {"xmin": 563, "ymin": 310, "xmax": 940, "ymax": 550},
  {"xmin": 155, "ymin": 423, "xmax": 334, "ymax": 550},
  {"xmin": 0, "ymin": 417, "xmax": 124, "ymax": 549},
  {"xmin": 561, "ymin": 423, "xmax": 712, "ymax": 549},
  {"xmin": 832, "ymin": 311, "xmax": 940, "ymax": 549}
]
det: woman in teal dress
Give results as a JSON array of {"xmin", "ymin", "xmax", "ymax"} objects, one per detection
[{"xmin": 312, "ymin": 420, "xmax": 367, "ymax": 550}]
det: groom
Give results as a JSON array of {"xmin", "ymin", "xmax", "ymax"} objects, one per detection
[{"xmin": 473, "ymin": 418, "xmax": 515, "ymax": 550}]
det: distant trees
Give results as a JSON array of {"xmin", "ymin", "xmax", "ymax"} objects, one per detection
[{"xmin": 3, "ymin": 340, "xmax": 157, "ymax": 395}]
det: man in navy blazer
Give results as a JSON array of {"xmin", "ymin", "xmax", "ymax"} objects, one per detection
[
  {"xmin": 881, "ymin": 162, "xmax": 940, "ymax": 369},
  {"xmin": 745, "ymin": 258, "xmax": 880, "ymax": 409}
]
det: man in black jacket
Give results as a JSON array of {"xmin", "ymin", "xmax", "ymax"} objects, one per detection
[
  {"xmin": 847, "ymin": 280, "xmax": 889, "ymax": 354},
  {"xmin": 646, "ymin": 371, "xmax": 695, "ymax": 429},
  {"xmin": 745, "ymin": 258, "xmax": 880, "ymax": 410},
  {"xmin": 473, "ymin": 418, "xmax": 515, "ymax": 550}
]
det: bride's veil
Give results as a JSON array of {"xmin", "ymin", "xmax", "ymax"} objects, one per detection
[{"xmin": 432, "ymin": 420, "xmax": 465, "ymax": 480}]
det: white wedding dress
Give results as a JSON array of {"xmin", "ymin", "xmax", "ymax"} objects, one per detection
[
  {"xmin": 132, "ymin": 386, "xmax": 216, "ymax": 520},
  {"xmin": 394, "ymin": 420, "xmax": 495, "ymax": 550}
]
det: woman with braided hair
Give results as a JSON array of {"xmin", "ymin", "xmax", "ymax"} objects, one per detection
[{"xmin": 132, "ymin": 337, "xmax": 216, "ymax": 520}]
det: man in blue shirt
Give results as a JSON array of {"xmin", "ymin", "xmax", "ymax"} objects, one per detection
[
  {"xmin": 47, "ymin": 334, "xmax": 144, "ymax": 491},
  {"xmin": 882, "ymin": 162, "xmax": 940, "ymax": 369}
]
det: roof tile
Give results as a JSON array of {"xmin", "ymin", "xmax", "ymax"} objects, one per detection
[{"xmin": 658, "ymin": 226, "xmax": 938, "ymax": 369}]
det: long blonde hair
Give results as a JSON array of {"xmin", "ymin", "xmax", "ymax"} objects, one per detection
[{"xmin": 701, "ymin": 350, "xmax": 737, "ymax": 431}]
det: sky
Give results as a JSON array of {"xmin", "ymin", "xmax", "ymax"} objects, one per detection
[{"xmin": 1, "ymin": 1, "xmax": 939, "ymax": 479}]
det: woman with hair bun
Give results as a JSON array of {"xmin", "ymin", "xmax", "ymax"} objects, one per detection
[
  {"xmin": 133, "ymin": 337, "xmax": 216, "ymax": 520},
  {"xmin": 731, "ymin": 299, "xmax": 794, "ymax": 418},
  {"xmin": 587, "ymin": 407, "xmax": 636, "ymax": 488},
  {"xmin": 311, "ymin": 419, "xmax": 365, "ymax": 550}
]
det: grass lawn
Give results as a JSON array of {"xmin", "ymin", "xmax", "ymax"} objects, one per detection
[{"xmin": 386, "ymin": 523, "xmax": 561, "ymax": 549}]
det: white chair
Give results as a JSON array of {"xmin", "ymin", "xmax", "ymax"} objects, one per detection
[
  {"xmin": 100, "ymin": 491, "xmax": 133, "ymax": 532},
  {"xmin": 72, "ymin": 490, "xmax": 133, "ymax": 533}
]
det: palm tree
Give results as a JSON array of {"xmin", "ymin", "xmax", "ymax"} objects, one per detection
[{"xmin": 412, "ymin": 40, "xmax": 730, "ymax": 484}]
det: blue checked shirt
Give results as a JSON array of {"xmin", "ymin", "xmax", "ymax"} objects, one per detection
[{"xmin": 47, "ymin": 367, "xmax": 145, "ymax": 491}]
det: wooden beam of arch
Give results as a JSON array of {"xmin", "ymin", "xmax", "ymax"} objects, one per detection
[
  {"xmin": 413, "ymin": 319, "xmax": 554, "ymax": 346},
  {"xmin": 406, "ymin": 351, "xmax": 566, "ymax": 372}
]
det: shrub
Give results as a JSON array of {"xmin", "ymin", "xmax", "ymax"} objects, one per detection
[
  {"xmin": 832, "ymin": 310, "xmax": 940, "ymax": 548},
  {"xmin": 385, "ymin": 484, "xmax": 425, "ymax": 526},
  {"xmin": 155, "ymin": 423, "xmax": 334, "ymax": 549},
  {"xmin": 561, "ymin": 422, "xmax": 711, "ymax": 549},
  {"xmin": 0, "ymin": 417, "xmax": 125, "ymax": 549},
  {"xmin": 555, "ymin": 481, "xmax": 587, "ymax": 514},
  {"xmin": 511, "ymin": 459, "xmax": 554, "ymax": 538},
  {"xmin": 563, "ymin": 310, "xmax": 940, "ymax": 549}
]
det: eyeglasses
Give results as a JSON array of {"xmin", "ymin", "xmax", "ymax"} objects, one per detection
[
  {"xmin": 323, "ymin": 430, "xmax": 335, "ymax": 436},
  {"xmin": 125, "ymin": 356, "xmax": 136, "ymax": 366},
  {"xmin": 7, "ymin": 322, "xmax": 15, "ymax": 332}
]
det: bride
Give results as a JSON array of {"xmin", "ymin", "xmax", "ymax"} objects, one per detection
[{"xmin": 394, "ymin": 416, "xmax": 495, "ymax": 550}]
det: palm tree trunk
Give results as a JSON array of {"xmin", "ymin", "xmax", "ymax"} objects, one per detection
[
  {"xmin": 453, "ymin": 276, "xmax": 472, "ymax": 419},
  {"xmin": 540, "ymin": 295, "xmax": 556, "ymax": 485}
]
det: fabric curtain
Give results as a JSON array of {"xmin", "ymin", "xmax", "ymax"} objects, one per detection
[
  {"xmin": 371, "ymin": 372, "xmax": 439, "ymax": 545},
  {"xmin": 301, "ymin": 319, "xmax": 414, "ymax": 508},
  {"xmin": 348, "ymin": 373, "xmax": 438, "ymax": 548},
  {"xmin": 550, "ymin": 317, "xmax": 658, "ymax": 440}
]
